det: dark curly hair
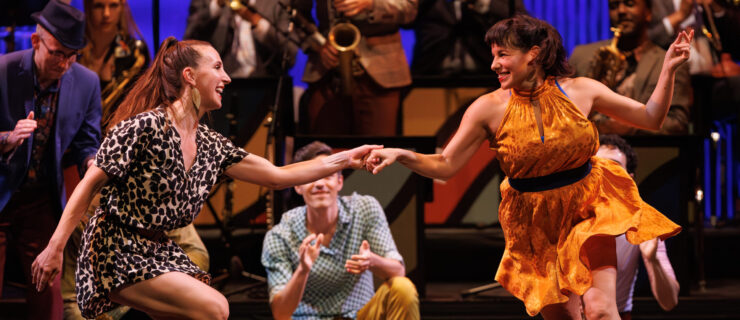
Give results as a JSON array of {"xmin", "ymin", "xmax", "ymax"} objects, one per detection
[
  {"xmin": 599, "ymin": 134, "xmax": 638, "ymax": 174},
  {"xmin": 485, "ymin": 14, "xmax": 573, "ymax": 78}
]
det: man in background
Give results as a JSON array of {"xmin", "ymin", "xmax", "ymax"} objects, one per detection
[
  {"xmin": 570, "ymin": 0, "xmax": 692, "ymax": 135},
  {"xmin": 596, "ymin": 134, "xmax": 680, "ymax": 320},
  {"xmin": 0, "ymin": 1, "xmax": 101, "ymax": 319}
]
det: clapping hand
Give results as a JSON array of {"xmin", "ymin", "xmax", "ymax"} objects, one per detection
[
  {"xmin": 299, "ymin": 233, "xmax": 324, "ymax": 271},
  {"xmin": 345, "ymin": 240, "xmax": 372, "ymax": 274}
]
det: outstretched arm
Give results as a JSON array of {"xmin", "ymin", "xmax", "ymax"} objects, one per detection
[
  {"xmin": 366, "ymin": 92, "xmax": 502, "ymax": 180},
  {"xmin": 589, "ymin": 29, "xmax": 693, "ymax": 131},
  {"xmin": 640, "ymin": 239, "xmax": 680, "ymax": 311},
  {"xmin": 31, "ymin": 166, "xmax": 109, "ymax": 291},
  {"xmin": 226, "ymin": 144, "xmax": 381, "ymax": 189}
]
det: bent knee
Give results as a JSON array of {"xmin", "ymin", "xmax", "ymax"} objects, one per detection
[
  {"xmin": 193, "ymin": 294, "xmax": 229, "ymax": 320},
  {"xmin": 388, "ymin": 277, "xmax": 418, "ymax": 305},
  {"xmin": 583, "ymin": 297, "xmax": 614, "ymax": 320}
]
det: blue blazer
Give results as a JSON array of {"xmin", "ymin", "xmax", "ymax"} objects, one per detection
[{"xmin": 0, "ymin": 49, "xmax": 101, "ymax": 213}]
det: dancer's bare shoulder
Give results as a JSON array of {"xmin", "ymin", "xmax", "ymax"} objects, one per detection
[{"xmin": 463, "ymin": 88, "xmax": 510, "ymax": 135}]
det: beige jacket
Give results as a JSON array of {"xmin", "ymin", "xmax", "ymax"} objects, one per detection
[{"xmin": 298, "ymin": 0, "xmax": 418, "ymax": 88}]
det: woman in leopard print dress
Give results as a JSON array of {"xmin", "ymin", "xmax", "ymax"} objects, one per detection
[{"xmin": 31, "ymin": 37, "xmax": 379, "ymax": 319}]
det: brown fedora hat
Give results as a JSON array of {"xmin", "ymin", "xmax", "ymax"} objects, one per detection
[{"xmin": 31, "ymin": 0, "xmax": 86, "ymax": 50}]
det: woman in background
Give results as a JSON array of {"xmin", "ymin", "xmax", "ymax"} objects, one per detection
[{"xmin": 79, "ymin": 0, "xmax": 149, "ymax": 128}]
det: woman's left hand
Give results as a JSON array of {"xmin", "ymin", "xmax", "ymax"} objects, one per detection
[
  {"xmin": 665, "ymin": 29, "xmax": 694, "ymax": 72},
  {"xmin": 342, "ymin": 144, "xmax": 383, "ymax": 170}
]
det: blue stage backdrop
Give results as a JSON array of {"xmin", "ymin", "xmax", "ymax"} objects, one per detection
[{"xmin": 57, "ymin": 0, "xmax": 611, "ymax": 88}]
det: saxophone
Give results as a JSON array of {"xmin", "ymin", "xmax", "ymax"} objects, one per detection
[
  {"xmin": 327, "ymin": 0, "xmax": 362, "ymax": 96},
  {"xmin": 328, "ymin": 22, "xmax": 361, "ymax": 96},
  {"xmin": 100, "ymin": 39, "xmax": 146, "ymax": 124},
  {"xmin": 588, "ymin": 27, "xmax": 626, "ymax": 90}
]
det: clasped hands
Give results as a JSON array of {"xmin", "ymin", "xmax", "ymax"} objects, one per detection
[{"xmin": 342, "ymin": 145, "xmax": 399, "ymax": 175}]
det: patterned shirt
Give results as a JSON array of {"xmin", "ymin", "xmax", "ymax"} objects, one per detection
[
  {"xmin": 261, "ymin": 193, "xmax": 403, "ymax": 320},
  {"xmin": 24, "ymin": 72, "xmax": 60, "ymax": 185}
]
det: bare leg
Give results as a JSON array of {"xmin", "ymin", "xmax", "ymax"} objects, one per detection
[
  {"xmin": 540, "ymin": 291, "xmax": 582, "ymax": 320},
  {"xmin": 581, "ymin": 235, "xmax": 619, "ymax": 320},
  {"xmin": 109, "ymin": 272, "xmax": 228, "ymax": 320},
  {"xmin": 582, "ymin": 267, "xmax": 619, "ymax": 320}
]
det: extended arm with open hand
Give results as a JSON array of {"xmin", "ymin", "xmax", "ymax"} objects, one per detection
[{"xmin": 31, "ymin": 166, "xmax": 110, "ymax": 292}]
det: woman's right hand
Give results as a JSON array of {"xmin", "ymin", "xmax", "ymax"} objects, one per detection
[
  {"xmin": 31, "ymin": 245, "xmax": 63, "ymax": 292},
  {"xmin": 365, "ymin": 148, "xmax": 401, "ymax": 175}
]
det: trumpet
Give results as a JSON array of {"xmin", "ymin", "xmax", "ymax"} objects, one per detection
[{"xmin": 328, "ymin": 21, "xmax": 361, "ymax": 96}]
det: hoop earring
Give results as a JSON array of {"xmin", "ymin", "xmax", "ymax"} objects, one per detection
[{"xmin": 191, "ymin": 87, "xmax": 201, "ymax": 113}]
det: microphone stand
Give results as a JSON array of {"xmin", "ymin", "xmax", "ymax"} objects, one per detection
[
  {"xmin": 210, "ymin": 92, "xmax": 267, "ymax": 299},
  {"xmin": 459, "ymin": 0, "xmax": 516, "ymax": 299},
  {"xmin": 211, "ymin": 1, "xmax": 296, "ymax": 298}
]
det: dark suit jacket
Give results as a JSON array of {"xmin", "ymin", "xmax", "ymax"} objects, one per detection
[
  {"xmin": 411, "ymin": 0, "xmax": 526, "ymax": 75},
  {"xmin": 184, "ymin": 0, "xmax": 298, "ymax": 77},
  {"xmin": 0, "ymin": 49, "xmax": 102, "ymax": 212},
  {"xmin": 647, "ymin": 0, "xmax": 676, "ymax": 49},
  {"xmin": 570, "ymin": 40, "xmax": 692, "ymax": 134}
]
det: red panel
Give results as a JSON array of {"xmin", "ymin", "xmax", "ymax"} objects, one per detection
[{"xmin": 424, "ymin": 143, "xmax": 496, "ymax": 224}]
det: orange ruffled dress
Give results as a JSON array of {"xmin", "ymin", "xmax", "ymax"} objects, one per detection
[{"xmin": 490, "ymin": 78, "xmax": 681, "ymax": 316}]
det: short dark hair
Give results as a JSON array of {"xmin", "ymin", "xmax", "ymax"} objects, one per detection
[
  {"xmin": 292, "ymin": 141, "xmax": 333, "ymax": 164},
  {"xmin": 485, "ymin": 14, "xmax": 573, "ymax": 78},
  {"xmin": 608, "ymin": 0, "xmax": 652, "ymax": 11},
  {"xmin": 599, "ymin": 134, "xmax": 638, "ymax": 174}
]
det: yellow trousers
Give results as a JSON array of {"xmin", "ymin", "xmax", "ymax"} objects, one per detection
[{"xmin": 356, "ymin": 277, "xmax": 420, "ymax": 320}]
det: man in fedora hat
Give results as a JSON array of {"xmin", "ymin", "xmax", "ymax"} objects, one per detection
[{"xmin": 0, "ymin": 1, "xmax": 101, "ymax": 318}]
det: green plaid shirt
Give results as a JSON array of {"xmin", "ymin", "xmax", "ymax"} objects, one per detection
[{"xmin": 262, "ymin": 193, "xmax": 403, "ymax": 320}]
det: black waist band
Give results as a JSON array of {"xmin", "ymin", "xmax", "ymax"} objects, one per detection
[{"xmin": 508, "ymin": 161, "xmax": 592, "ymax": 192}]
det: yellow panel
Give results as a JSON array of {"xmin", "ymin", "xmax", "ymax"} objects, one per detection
[
  {"xmin": 403, "ymin": 87, "xmax": 489, "ymax": 136},
  {"xmin": 195, "ymin": 119, "xmax": 271, "ymax": 225},
  {"xmin": 633, "ymin": 147, "xmax": 679, "ymax": 185}
]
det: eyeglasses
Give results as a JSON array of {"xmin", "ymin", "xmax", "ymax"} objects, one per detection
[
  {"xmin": 608, "ymin": 0, "xmax": 637, "ymax": 10},
  {"xmin": 39, "ymin": 36, "xmax": 81, "ymax": 61}
]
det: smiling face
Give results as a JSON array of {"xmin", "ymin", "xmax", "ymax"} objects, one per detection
[
  {"xmin": 608, "ymin": 0, "xmax": 651, "ymax": 37},
  {"xmin": 294, "ymin": 155, "xmax": 344, "ymax": 211},
  {"xmin": 490, "ymin": 43, "xmax": 537, "ymax": 90},
  {"xmin": 190, "ymin": 45, "xmax": 231, "ymax": 112},
  {"xmin": 89, "ymin": 0, "xmax": 122, "ymax": 33}
]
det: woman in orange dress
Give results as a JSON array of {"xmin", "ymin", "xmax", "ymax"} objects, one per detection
[{"xmin": 365, "ymin": 15, "xmax": 691, "ymax": 319}]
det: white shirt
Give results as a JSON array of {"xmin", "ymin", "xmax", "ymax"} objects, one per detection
[
  {"xmin": 615, "ymin": 235, "xmax": 675, "ymax": 312},
  {"xmin": 209, "ymin": 0, "xmax": 271, "ymax": 78}
]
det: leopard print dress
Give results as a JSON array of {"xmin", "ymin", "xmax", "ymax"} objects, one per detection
[{"xmin": 76, "ymin": 107, "xmax": 248, "ymax": 318}]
